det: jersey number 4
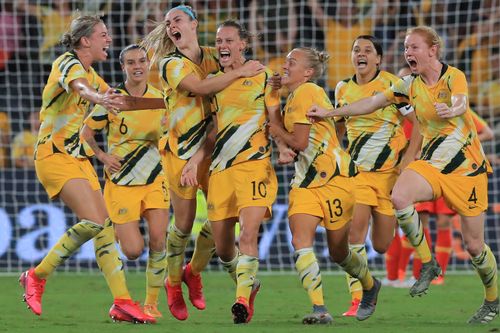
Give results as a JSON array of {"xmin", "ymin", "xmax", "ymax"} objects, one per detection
[{"xmin": 468, "ymin": 187, "xmax": 478, "ymax": 204}]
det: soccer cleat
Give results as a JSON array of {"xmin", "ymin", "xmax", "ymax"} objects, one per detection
[
  {"xmin": 247, "ymin": 279, "xmax": 261, "ymax": 322},
  {"xmin": 302, "ymin": 305, "xmax": 333, "ymax": 325},
  {"xmin": 231, "ymin": 296, "xmax": 250, "ymax": 324},
  {"xmin": 112, "ymin": 299, "xmax": 156, "ymax": 324},
  {"xmin": 144, "ymin": 303, "xmax": 162, "ymax": 318},
  {"xmin": 468, "ymin": 299, "xmax": 499, "ymax": 324},
  {"xmin": 19, "ymin": 268, "xmax": 46, "ymax": 316},
  {"xmin": 182, "ymin": 262, "xmax": 206, "ymax": 310},
  {"xmin": 409, "ymin": 258, "xmax": 441, "ymax": 297},
  {"xmin": 165, "ymin": 280, "xmax": 188, "ymax": 320},
  {"xmin": 109, "ymin": 304, "xmax": 134, "ymax": 323},
  {"xmin": 356, "ymin": 277, "xmax": 381, "ymax": 321},
  {"xmin": 342, "ymin": 298, "xmax": 360, "ymax": 317},
  {"xmin": 431, "ymin": 275, "xmax": 445, "ymax": 286}
]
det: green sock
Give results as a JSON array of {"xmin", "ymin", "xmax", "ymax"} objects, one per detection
[
  {"xmin": 190, "ymin": 220, "xmax": 216, "ymax": 275},
  {"xmin": 94, "ymin": 218, "xmax": 131, "ymax": 300},
  {"xmin": 235, "ymin": 254, "xmax": 259, "ymax": 301},
  {"xmin": 35, "ymin": 219, "xmax": 103, "ymax": 279},
  {"xmin": 167, "ymin": 224, "xmax": 190, "ymax": 285},
  {"xmin": 294, "ymin": 247, "xmax": 324, "ymax": 306},
  {"xmin": 220, "ymin": 249, "xmax": 239, "ymax": 284},
  {"xmin": 471, "ymin": 244, "xmax": 498, "ymax": 302},
  {"xmin": 146, "ymin": 249, "xmax": 167, "ymax": 305},
  {"xmin": 396, "ymin": 205, "xmax": 432, "ymax": 263},
  {"xmin": 338, "ymin": 249, "xmax": 374, "ymax": 290},
  {"xmin": 345, "ymin": 244, "xmax": 365, "ymax": 301}
]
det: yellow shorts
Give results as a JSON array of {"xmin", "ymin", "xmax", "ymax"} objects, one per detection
[
  {"xmin": 162, "ymin": 150, "xmax": 210, "ymax": 199},
  {"xmin": 288, "ymin": 176, "xmax": 354, "ymax": 231},
  {"xmin": 35, "ymin": 153, "xmax": 100, "ymax": 199},
  {"xmin": 104, "ymin": 176, "xmax": 170, "ymax": 224},
  {"xmin": 207, "ymin": 159, "xmax": 278, "ymax": 221},
  {"xmin": 407, "ymin": 160, "xmax": 488, "ymax": 216},
  {"xmin": 354, "ymin": 169, "xmax": 399, "ymax": 216}
]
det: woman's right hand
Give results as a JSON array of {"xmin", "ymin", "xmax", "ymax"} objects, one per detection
[
  {"xmin": 306, "ymin": 104, "xmax": 332, "ymax": 122},
  {"xmin": 238, "ymin": 60, "xmax": 265, "ymax": 78},
  {"xmin": 101, "ymin": 89, "xmax": 123, "ymax": 115}
]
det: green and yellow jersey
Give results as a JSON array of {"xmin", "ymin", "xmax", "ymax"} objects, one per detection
[
  {"xmin": 335, "ymin": 70, "xmax": 412, "ymax": 172},
  {"xmin": 159, "ymin": 46, "xmax": 219, "ymax": 160},
  {"xmin": 35, "ymin": 52, "xmax": 109, "ymax": 160},
  {"xmin": 210, "ymin": 68, "xmax": 280, "ymax": 174},
  {"xmin": 383, "ymin": 64, "xmax": 492, "ymax": 176},
  {"xmin": 284, "ymin": 82, "xmax": 357, "ymax": 189},
  {"xmin": 84, "ymin": 83, "xmax": 166, "ymax": 185}
]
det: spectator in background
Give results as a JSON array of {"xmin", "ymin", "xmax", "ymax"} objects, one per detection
[
  {"xmin": 0, "ymin": 0, "xmax": 22, "ymax": 71},
  {"xmin": 126, "ymin": 1, "xmax": 168, "ymax": 90},
  {"xmin": 127, "ymin": 2, "xmax": 167, "ymax": 44},
  {"xmin": 192, "ymin": 1, "xmax": 236, "ymax": 46},
  {"xmin": 17, "ymin": 0, "xmax": 77, "ymax": 71},
  {"xmin": 307, "ymin": 0, "xmax": 384, "ymax": 89},
  {"xmin": 457, "ymin": 7, "xmax": 500, "ymax": 107},
  {"xmin": 248, "ymin": 0, "xmax": 297, "ymax": 76},
  {"xmin": 477, "ymin": 46, "xmax": 500, "ymax": 118},
  {"xmin": 0, "ymin": 111, "xmax": 10, "ymax": 168},
  {"xmin": 12, "ymin": 112, "xmax": 40, "ymax": 168}
]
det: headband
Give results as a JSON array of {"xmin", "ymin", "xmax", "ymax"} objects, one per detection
[{"xmin": 173, "ymin": 5, "xmax": 196, "ymax": 20}]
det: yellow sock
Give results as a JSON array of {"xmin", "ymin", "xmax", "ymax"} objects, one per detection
[
  {"xmin": 167, "ymin": 224, "xmax": 190, "ymax": 285},
  {"xmin": 190, "ymin": 220, "xmax": 216, "ymax": 275},
  {"xmin": 220, "ymin": 249, "xmax": 239, "ymax": 284},
  {"xmin": 294, "ymin": 248, "xmax": 324, "ymax": 306},
  {"xmin": 395, "ymin": 206, "xmax": 432, "ymax": 263},
  {"xmin": 471, "ymin": 244, "xmax": 498, "ymax": 302},
  {"xmin": 235, "ymin": 254, "xmax": 258, "ymax": 301},
  {"xmin": 338, "ymin": 249, "xmax": 374, "ymax": 290},
  {"xmin": 145, "ymin": 249, "xmax": 167, "ymax": 305},
  {"xmin": 345, "ymin": 244, "xmax": 365, "ymax": 301},
  {"xmin": 94, "ymin": 219, "xmax": 130, "ymax": 300},
  {"xmin": 35, "ymin": 219, "xmax": 103, "ymax": 279}
]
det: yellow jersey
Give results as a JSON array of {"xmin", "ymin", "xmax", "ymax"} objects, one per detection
[{"xmin": 284, "ymin": 82, "xmax": 356, "ymax": 188}]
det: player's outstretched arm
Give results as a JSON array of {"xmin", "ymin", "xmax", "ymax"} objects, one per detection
[{"xmin": 307, "ymin": 93, "xmax": 390, "ymax": 120}]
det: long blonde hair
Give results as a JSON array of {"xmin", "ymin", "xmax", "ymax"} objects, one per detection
[{"xmin": 141, "ymin": 5, "xmax": 198, "ymax": 65}]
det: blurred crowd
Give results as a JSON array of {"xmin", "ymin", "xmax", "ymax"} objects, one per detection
[{"xmin": 0, "ymin": 0, "xmax": 498, "ymax": 168}]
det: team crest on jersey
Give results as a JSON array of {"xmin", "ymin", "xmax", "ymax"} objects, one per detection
[
  {"xmin": 437, "ymin": 89, "xmax": 450, "ymax": 102},
  {"xmin": 118, "ymin": 208, "xmax": 128, "ymax": 215},
  {"xmin": 242, "ymin": 79, "xmax": 252, "ymax": 86}
]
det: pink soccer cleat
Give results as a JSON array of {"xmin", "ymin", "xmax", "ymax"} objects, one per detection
[
  {"xmin": 19, "ymin": 268, "xmax": 46, "ymax": 316},
  {"xmin": 182, "ymin": 262, "xmax": 206, "ymax": 310}
]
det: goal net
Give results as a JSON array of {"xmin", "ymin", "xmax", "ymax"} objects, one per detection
[{"xmin": 0, "ymin": 0, "xmax": 498, "ymax": 274}]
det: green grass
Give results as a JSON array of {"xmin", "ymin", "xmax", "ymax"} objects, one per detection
[{"xmin": 2, "ymin": 272, "xmax": 499, "ymax": 333}]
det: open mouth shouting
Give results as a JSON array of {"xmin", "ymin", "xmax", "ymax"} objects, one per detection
[{"xmin": 171, "ymin": 31, "xmax": 182, "ymax": 42}]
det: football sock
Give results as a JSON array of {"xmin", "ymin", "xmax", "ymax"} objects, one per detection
[
  {"xmin": 94, "ymin": 218, "xmax": 131, "ymax": 300},
  {"xmin": 294, "ymin": 248, "xmax": 324, "ymax": 306},
  {"xmin": 471, "ymin": 244, "xmax": 498, "ymax": 302},
  {"xmin": 35, "ymin": 219, "xmax": 103, "ymax": 279}
]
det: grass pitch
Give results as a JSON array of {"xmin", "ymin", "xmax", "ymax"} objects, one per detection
[{"xmin": 2, "ymin": 272, "xmax": 499, "ymax": 333}]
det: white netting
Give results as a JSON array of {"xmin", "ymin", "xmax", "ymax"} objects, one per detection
[{"xmin": 0, "ymin": 0, "xmax": 499, "ymax": 273}]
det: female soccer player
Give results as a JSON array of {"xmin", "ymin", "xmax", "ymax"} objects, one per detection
[
  {"xmin": 124, "ymin": 5, "xmax": 265, "ymax": 321},
  {"xmin": 334, "ymin": 35, "xmax": 421, "ymax": 317},
  {"xmin": 308, "ymin": 26, "xmax": 498, "ymax": 324},
  {"xmin": 19, "ymin": 15, "xmax": 154, "ymax": 323},
  {"xmin": 81, "ymin": 44, "xmax": 169, "ymax": 319},
  {"xmin": 192, "ymin": 20, "xmax": 293, "ymax": 324},
  {"xmin": 269, "ymin": 47, "xmax": 381, "ymax": 324}
]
